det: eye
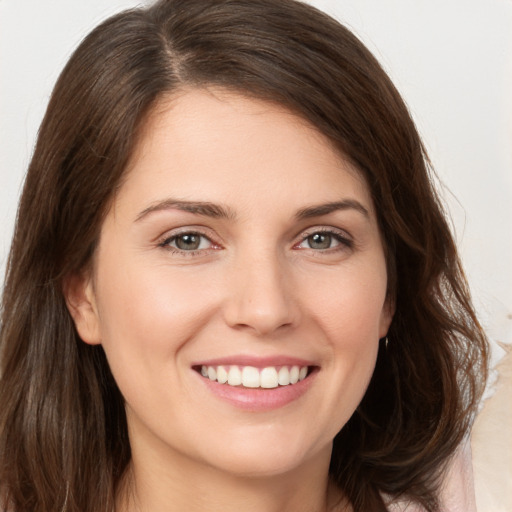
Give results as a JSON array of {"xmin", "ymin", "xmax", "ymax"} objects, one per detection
[
  {"xmin": 161, "ymin": 232, "xmax": 214, "ymax": 252},
  {"xmin": 295, "ymin": 230, "xmax": 352, "ymax": 251},
  {"xmin": 304, "ymin": 232, "xmax": 336, "ymax": 250}
]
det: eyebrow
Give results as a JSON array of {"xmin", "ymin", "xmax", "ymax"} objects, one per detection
[
  {"xmin": 295, "ymin": 200, "xmax": 370, "ymax": 220},
  {"xmin": 135, "ymin": 199, "xmax": 236, "ymax": 222},
  {"xmin": 135, "ymin": 198, "xmax": 370, "ymax": 223}
]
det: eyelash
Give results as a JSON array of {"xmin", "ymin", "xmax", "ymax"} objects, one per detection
[{"xmin": 158, "ymin": 227, "xmax": 353, "ymax": 256}]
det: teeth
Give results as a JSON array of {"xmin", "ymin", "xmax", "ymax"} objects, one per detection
[
  {"xmin": 242, "ymin": 366, "xmax": 260, "ymax": 388},
  {"xmin": 199, "ymin": 364, "xmax": 309, "ymax": 388},
  {"xmin": 217, "ymin": 365, "xmax": 228, "ymax": 384},
  {"xmin": 278, "ymin": 366, "xmax": 290, "ymax": 386},
  {"xmin": 260, "ymin": 367, "xmax": 278, "ymax": 388},
  {"xmin": 227, "ymin": 366, "xmax": 242, "ymax": 386},
  {"xmin": 290, "ymin": 366, "xmax": 300, "ymax": 384}
]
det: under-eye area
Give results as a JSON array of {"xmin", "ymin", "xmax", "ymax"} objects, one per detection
[{"xmin": 194, "ymin": 365, "xmax": 318, "ymax": 389}]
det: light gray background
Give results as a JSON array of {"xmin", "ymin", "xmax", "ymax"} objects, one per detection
[{"xmin": 1, "ymin": 0, "xmax": 511, "ymax": 353}]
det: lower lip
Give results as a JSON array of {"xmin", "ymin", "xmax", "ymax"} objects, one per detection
[{"xmin": 196, "ymin": 370, "xmax": 317, "ymax": 412}]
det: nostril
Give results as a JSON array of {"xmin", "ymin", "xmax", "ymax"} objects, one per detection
[{"xmin": 222, "ymin": 274, "xmax": 298, "ymax": 335}]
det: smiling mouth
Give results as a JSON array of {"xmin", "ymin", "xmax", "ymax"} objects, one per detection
[{"xmin": 194, "ymin": 365, "xmax": 315, "ymax": 389}]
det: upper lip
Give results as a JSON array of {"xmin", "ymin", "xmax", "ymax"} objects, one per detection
[{"xmin": 192, "ymin": 355, "xmax": 317, "ymax": 368}]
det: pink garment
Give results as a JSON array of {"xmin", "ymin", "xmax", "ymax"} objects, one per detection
[
  {"xmin": 386, "ymin": 439, "xmax": 476, "ymax": 512},
  {"xmin": 438, "ymin": 438, "xmax": 476, "ymax": 512}
]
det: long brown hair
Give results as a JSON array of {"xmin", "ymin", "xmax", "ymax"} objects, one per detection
[{"xmin": 0, "ymin": 1, "xmax": 488, "ymax": 511}]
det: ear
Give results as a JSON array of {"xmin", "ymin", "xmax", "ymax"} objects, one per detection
[
  {"xmin": 379, "ymin": 296, "xmax": 396, "ymax": 339},
  {"xmin": 63, "ymin": 271, "xmax": 101, "ymax": 345}
]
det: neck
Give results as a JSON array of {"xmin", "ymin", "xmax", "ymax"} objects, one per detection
[{"xmin": 117, "ymin": 440, "xmax": 349, "ymax": 512}]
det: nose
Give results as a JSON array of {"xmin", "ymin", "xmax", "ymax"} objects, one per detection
[{"xmin": 222, "ymin": 249, "xmax": 299, "ymax": 336}]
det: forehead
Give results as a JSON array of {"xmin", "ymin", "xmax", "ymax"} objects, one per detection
[{"xmin": 119, "ymin": 87, "xmax": 373, "ymax": 217}]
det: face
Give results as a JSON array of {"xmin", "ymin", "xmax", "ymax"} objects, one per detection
[{"xmin": 69, "ymin": 89, "xmax": 393, "ymax": 479}]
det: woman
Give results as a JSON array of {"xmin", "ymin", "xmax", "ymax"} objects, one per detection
[{"xmin": 0, "ymin": 0, "xmax": 488, "ymax": 511}]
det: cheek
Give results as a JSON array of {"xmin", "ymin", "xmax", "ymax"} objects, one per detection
[
  {"xmin": 92, "ymin": 259, "xmax": 223, "ymax": 424},
  {"xmin": 93, "ymin": 255, "xmax": 221, "ymax": 366},
  {"xmin": 305, "ymin": 263, "xmax": 388, "ymax": 342},
  {"xmin": 301, "ymin": 264, "xmax": 386, "ymax": 414}
]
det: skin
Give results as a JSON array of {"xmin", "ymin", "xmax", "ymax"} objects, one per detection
[{"xmin": 66, "ymin": 88, "xmax": 393, "ymax": 512}]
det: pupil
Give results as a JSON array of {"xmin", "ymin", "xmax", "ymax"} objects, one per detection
[
  {"xmin": 176, "ymin": 234, "xmax": 200, "ymax": 250},
  {"xmin": 308, "ymin": 233, "xmax": 331, "ymax": 249}
]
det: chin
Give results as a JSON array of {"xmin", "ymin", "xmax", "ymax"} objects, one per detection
[{"xmin": 196, "ymin": 433, "xmax": 330, "ymax": 479}]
